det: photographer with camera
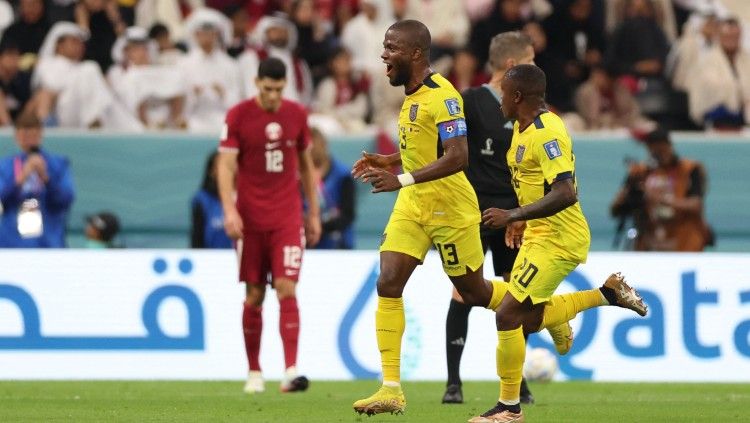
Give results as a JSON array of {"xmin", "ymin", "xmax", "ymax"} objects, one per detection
[
  {"xmin": 0, "ymin": 112, "xmax": 75, "ymax": 247},
  {"xmin": 611, "ymin": 128, "xmax": 712, "ymax": 251}
]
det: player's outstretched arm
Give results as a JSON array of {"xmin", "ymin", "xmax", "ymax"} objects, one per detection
[
  {"xmin": 351, "ymin": 151, "xmax": 401, "ymax": 181},
  {"xmin": 360, "ymin": 137, "xmax": 468, "ymax": 193},
  {"xmin": 482, "ymin": 178, "xmax": 578, "ymax": 229}
]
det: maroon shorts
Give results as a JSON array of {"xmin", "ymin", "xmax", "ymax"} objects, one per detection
[{"xmin": 237, "ymin": 225, "xmax": 305, "ymax": 284}]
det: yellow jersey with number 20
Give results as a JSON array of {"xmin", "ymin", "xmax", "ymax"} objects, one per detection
[
  {"xmin": 507, "ymin": 111, "xmax": 590, "ymax": 263},
  {"xmin": 393, "ymin": 73, "xmax": 479, "ymax": 228}
]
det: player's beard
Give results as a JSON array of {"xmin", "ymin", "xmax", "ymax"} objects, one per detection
[{"xmin": 389, "ymin": 64, "xmax": 411, "ymax": 87}]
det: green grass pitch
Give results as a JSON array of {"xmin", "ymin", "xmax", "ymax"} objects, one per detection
[{"xmin": 1, "ymin": 381, "xmax": 748, "ymax": 422}]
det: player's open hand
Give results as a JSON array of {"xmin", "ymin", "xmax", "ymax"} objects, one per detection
[
  {"xmin": 505, "ymin": 221, "xmax": 526, "ymax": 249},
  {"xmin": 305, "ymin": 213, "xmax": 322, "ymax": 247},
  {"xmin": 223, "ymin": 207, "xmax": 244, "ymax": 240},
  {"xmin": 352, "ymin": 151, "xmax": 391, "ymax": 181},
  {"xmin": 362, "ymin": 168, "xmax": 401, "ymax": 193},
  {"xmin": 482, "ymin": 208, "xmax": 512, "ymax": 229}
]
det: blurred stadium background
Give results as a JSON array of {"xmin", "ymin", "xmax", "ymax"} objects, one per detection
[{"xmin": 1, "ymin": 0, "xmax": 750, "ymax": 421}]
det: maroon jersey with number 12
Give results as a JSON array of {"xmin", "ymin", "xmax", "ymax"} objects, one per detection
[{"xmin": 219, "ymin": 98, "xmax": 311, "ymax": 231}]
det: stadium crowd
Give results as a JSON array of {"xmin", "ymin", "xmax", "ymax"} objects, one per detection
[{"xmin": 0, "ymin": 0, "xmax": 747, "ymax": 135}]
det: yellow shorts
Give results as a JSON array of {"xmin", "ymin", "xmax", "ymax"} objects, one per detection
[
  {"xmin": 379, "ymin": 215, "xmax": 484, "ymax": 277},
  {"xmin": 508, "ymin": 242, "xmax": 579, "ymax": 304}
]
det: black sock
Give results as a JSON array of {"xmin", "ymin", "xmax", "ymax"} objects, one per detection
[
  {"xmin": 520, "ymin": 377, "xmax": 531, "ymax": 396},
  {"xmin": 599, "ymin": 286, "xmax": 618, "ymax": 305},
  {"xmin": 497, "ymin": 401, "xmax": 522, "ymax": 414},
  {"xmin": 445, "ymin": 299, "xmax": 472, "ymax": 386}
]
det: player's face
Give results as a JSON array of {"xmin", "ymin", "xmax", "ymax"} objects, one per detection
[
  {"xmin": 381, "ymin": 29, "xmax": 412, "ymax": 87},
  {"xmin": 499, "ymin": 77, "xmax": 518, "ymax": 119},
  {"xmin": 255, "ymin": 77, "xmax": 286, "ymax": 111}
]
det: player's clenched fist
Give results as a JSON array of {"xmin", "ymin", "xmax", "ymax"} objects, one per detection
[
  {"xmin": 223, "ymin": 207, "xmax": 244, "ymax": 240},
  {"xmin": 482, "ymin": 207, "xmax": 513, "ymax": 229}
]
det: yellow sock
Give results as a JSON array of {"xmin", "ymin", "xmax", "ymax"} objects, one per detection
[
  {"xmin": 486, "ymin": 279, "xmax": 509, "ymax": 310},
  {"xmin": 539, "ymin": 290, "xmax": 606, "ymax": 330},
  {"xmin": 497, "ymin": 326, "xmax": 525, "ymax": 404},
  {"xmin": 376, "ymin": 296, "xmax": 405, "ymax": 384}
]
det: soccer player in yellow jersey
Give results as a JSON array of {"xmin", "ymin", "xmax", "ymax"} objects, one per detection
[
  {"xmin": 350, "ymin": 20, "xmax": 510, "ymax": 416},
  {"xmin": 471, "ymin": 64, "xmax": 649, "ymax": 423}
]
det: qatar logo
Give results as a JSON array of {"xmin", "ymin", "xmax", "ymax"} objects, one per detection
[{"xmin": 265, "ymin": 122, "xmax": 283, "ymax": 141}]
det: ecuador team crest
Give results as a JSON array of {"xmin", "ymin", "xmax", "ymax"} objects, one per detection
[
  {"xmin": 515, "ymin": 145, "xmax": 526, "ymax": 163},
  {"xmin": 409, "ymin": 103, "xmax": 419, "ymax": 122}
]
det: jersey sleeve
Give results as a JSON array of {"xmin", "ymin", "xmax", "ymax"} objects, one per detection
[
  {"xmin": 431, "ymin": 89, "xmax": 467, "ymax": 143},
  {"xmin": 218, "ymin": 106, "xmax": 240, "ymax": 152},
  {"xmin": 534, "ymin": 130, "xmax": 575, "ymax": 185}
]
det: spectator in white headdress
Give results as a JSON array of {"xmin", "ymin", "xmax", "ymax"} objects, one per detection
[
  {"xmin": 29, "ymin": 21, "xmax": 141, "ymax": 130},
  {"xmin": 107, "ymin": 26, "xmax": 188, "ymax": 130},
  {"xmin": 179, "ymin": 8, "xmax": 242, "ymax": 134},
  {"xmin": 237, "ymin": 14, "xmax": 313, "ymax": 105}
]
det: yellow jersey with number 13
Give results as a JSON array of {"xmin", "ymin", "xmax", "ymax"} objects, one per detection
[
  {"xmin": 507, "ymin": 111, "xmax": 590, "ymax": 263},
  {"xmin": 392, "ymin": 73, "xmax": 480, "ymax": 228}
]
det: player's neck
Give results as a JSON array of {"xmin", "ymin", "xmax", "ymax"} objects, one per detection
[
  {"xmin": 255, "ymin": 97, "xmax": 280, "ymax": 113},
  {"xmin": 516, "ymin": 104, "xmax": 547, "ymax": 131},
  {"xmin": 488, "ymin": 71, "xmax": 505, "ymax": 93},
  {"xmin": 404, "ymin": 66, "xmax": 432, "ymax": 94}
]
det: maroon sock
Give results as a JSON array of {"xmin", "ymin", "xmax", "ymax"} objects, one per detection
[
  {"xmin": 242, "ymin": 303, "xmax": 262, "ymax": 372},
  {"xmin": 279, "ymin": 297, "xmax": 300, "ymax": 370}
]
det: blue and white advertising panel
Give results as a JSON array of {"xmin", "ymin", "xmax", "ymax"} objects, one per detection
[{"xmin": 0, "ymin": 251, "xmax": 748, "ymax": 381}]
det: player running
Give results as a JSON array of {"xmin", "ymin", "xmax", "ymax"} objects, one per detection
[
  {"xmin": 442, "ymin": 31, "xmax": 539, "ymax": 406},
  {"xmin": 217, "ymin": 57, "xmax": 321, "ymax": 395},
  {"xmin": 470, "ymin": 64, "xmax": 648, "ymax": 423},
  {"xmin": 350, "ymin": 20, "xmax": 512, "ymax": 416}
]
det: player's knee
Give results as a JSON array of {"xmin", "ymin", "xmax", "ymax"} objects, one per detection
[
  {"xmin": 245, "ymin": 285, "xmax": 266, "ymax": 306},
  {"xmin": 376, "ymin": 271, "xmax": 405, "ymax": 298},
  {"xmin": 274, "ymin": 279, "xmax": 296, "ymax": 299},
  {"xmin": 456, "ymin": 289, "xmax": 482, "ymax": 307}
]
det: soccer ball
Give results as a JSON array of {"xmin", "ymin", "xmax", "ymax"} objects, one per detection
[{"xmin": 523, "ymin": 348, "xmax": 558, "ymax": 382}]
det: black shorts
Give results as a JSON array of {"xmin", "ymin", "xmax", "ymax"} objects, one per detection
[{"xmin": 478, "ymin": 195, "xmax": 519, "ymax": 278}]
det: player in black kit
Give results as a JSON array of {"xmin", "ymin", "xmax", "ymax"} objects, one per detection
[{"xmin": 442, "ymin": 32, "xmax": 536, "ymax": 405}]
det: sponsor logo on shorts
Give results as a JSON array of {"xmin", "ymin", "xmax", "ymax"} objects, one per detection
[{"xmin": 380, "ymin": 233, "xmax": 387, "ymax": 246}]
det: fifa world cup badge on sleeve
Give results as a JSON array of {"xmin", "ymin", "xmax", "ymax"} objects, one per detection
[
  {"xmin": 444, "ymin": 98, "xmax": 461, "ymax": 116},
  {"xmin": 543, "ymin": 140, "xmax": 562, "ymax": 159}
]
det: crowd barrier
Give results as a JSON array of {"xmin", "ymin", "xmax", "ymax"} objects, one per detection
[
  {"xmin": 1, "ymin": 250, "xmax": 748, "ymax": 381},
  {"xmin": 0, "ymin": 130, "xmax": 748, "ymax": 251}
]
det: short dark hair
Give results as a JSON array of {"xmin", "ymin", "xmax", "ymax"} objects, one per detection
[
  {"xmin": 258, "ymin": 57, "xmax": 287, "ymax": 80},
  {"xmin": 148, "ymin": 22, "xmax": 169, "ymax": 39},
  {"xmin": 388, "ymin": 19, "xmax": 431, "ymax": 53},
  {"xmin": 645, "ymin": 128, "xmax": 671, "ymax": 145},
  {"xmin": 15, "ymin": 112, "xmax": 42, "ymax": 129},
  {"xmin": 505, "ymin": 64, "xmax": 546, "ymax": 98}
]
